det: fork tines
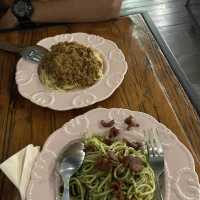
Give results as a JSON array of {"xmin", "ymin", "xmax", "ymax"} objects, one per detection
[{"xmin": 145, "ymin": 128, "xmax": 164, "ymax": 158}]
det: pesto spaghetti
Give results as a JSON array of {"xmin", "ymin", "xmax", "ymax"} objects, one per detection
[{"xmin": 69, "ymin": 136, "xmax": 155, "ymax": 200}]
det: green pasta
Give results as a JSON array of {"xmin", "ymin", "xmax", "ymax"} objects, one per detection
[{"xmin": 69, "ymin": 136, "xmax": 155, "ymax": 200}]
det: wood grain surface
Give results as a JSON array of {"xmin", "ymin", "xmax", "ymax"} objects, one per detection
[{"xmin": 0, "ymin": 14, "xmax": 199, "ymax": 200}]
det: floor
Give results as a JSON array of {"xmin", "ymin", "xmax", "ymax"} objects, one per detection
[{"xmin": 121, "ymin": 0, "xmax": 200, "ymax": 109}]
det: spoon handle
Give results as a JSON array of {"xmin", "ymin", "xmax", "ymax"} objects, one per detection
[
  {"xmin": 0, "ymin": 42, "xmax": 24, "ymax": 54},
  {"xmin": 62, "ymin": 180, "xmax": 70, "ymax": 200}
]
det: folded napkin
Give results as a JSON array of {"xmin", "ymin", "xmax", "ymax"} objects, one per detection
[{"xmin": 0, "ymin": 145, "xmax": 40, "ymax": 200}]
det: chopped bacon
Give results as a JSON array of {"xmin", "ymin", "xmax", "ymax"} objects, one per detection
[
  {"xmin": 116, "ymin": 191, "xmax": 124, "ymax": 200},
  {"xmin": 129, "ymin": 158, "xmax": 144, "ymax": 173},
  {"xmin": 104, "ymin": 138, "xmax": 113, "ymax": 145},
  {"xmin": 100, "ymin": 120, "xmax": 115, "ymax": 128},
  {"xmin": 84, "ymin": 144, "xmax": 96, "ymax": 152},
  {"xmin": 109, "ymin": 127, "xmax": 120, "ymax": 138},
  {"xmin": 95, "ymin": 158, "xmax": 112, "ymax": 171},
  {"xmin": 124, "ymin": 116, "xmax": 139, "ymax": 130},
  {"xmin": 121, "ymin": 156, "xmax": 130, "ymax": 167},
  {"xmin": 112, "ymin": 181, "xmax": 125, "ymax": 200},
  {"xmin": 124, "ymin": 115, "xmax": 133, "ymax": 125},
  {"xmin": 125, "ymin": 140, "xmax": 143, "ymax": 150},
  {"xmin": 111, "ymin": 181, "xmax": 122, "ymax": 191},
  {"xmin": 122, "ymin": 156, "xmax": 144, "ymax": 173}
]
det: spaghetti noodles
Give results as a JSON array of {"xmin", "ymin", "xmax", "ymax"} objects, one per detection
[{"xmin": 69, "ymin": 136, "xmax": 155, "ymax": 200}]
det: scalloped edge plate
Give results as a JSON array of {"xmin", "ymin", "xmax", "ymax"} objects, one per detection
[
  {"xmin": 15, "ymin": 33, "xmax": 128, "ymax": 111},
  {"xmin": 27, "ymin": 108, "xmax": 200, "ymax": 200}
]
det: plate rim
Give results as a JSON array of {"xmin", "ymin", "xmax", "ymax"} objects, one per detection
[
  {"xmin": 26, "ymin": 108, "xmax": 200, "ymax": 200},
  {"xmin": 15, "ymin": 33, "xmax": 128, "ymax": 111}
]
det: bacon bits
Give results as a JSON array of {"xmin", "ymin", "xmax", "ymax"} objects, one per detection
[
  {"xmin": 111, "ymin": 181, "xmax": 123, "ymax": 191},
  {"xmin": 112, "ymin": 181, "xmax": 124, "ymax": 200},
  {"xmin": 104, "ymin": 138, "xmax": 113, "ymax": 145},
  {"xmin": 84, "ymin": 144, "xmax": 96, "ymax": 152},
  {"xmin": 109, "ymin": 127, "xmax": 120, "ymax": 138},
  {"xmin": 115, "ymin": 190, "xmax": 124, "ymax": 200},
  {"xmin": 95, "ymin": 158, "xmax": 112, "ymax": 171},
  {"xmin": 124, "ymin": 115, "xmax": 139, "ymax": 130},
  {"xmin": 100, "ymin": 120, "xmax": 115, "ymax": 128},
  {"xmin": 129, "ymin": 157, "xmax": 144, "ymax": 173},
  {"xmin": 121, "ymin": 156, "xmax": 130, "ymax": 167},
  {"xmin": 122, "ymin": 156, "xmax": 144, "ymax": 173},
  {"xmin": 125, "ymin": 140, "xmax": 143, "ymax": 151}
]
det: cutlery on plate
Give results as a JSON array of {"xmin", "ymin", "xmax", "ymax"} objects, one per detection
[
  {"xmin": 56, "ymin": 140, "xmax": 85, "ymax": 200},
  {"xmin": 0, "ymin": 42, "xmax": 49, "ymax": 63},
  {"xmin": 145, "ymin": 129, "xmax": 165, "ymax": 200}
]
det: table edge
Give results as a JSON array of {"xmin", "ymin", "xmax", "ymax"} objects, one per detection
[{"xmin": 136, "ymin": 12, "xmax": 200, "ymax": 115}]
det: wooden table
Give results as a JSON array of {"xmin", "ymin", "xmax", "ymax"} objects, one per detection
[{"xmin": 0, "ymin": 14, "xmax": 200, "ymax": 200}]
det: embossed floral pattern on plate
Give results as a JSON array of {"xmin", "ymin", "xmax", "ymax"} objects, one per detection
[
  {"xmin": 15, "ymin": 33, "xmax": 128, "ymax": 110},
  {"xmin": 27, "ymin": 108, "xmax": 200, "ymax": 200}
]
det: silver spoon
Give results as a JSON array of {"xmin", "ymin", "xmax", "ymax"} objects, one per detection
[
  {"xmin": 0, "ymin": 42, "xmax": 49, "ymax": 63},
  {"xmin": 56, "ymin": 140, "xmax": 85, "ymax": 200}
]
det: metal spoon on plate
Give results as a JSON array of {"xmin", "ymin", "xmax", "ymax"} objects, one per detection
[{"xmin": 56, "ymin": 140, "xmax": 85, "ymax": 200}]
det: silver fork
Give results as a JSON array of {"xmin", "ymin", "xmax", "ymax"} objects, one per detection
[
  {"xmin": 145, "ymin": 128, "xmax": 165, "ymax": 200},
  {"xmin": 0, "ymin": 42, "xmax": 49, "ymax": 63}
]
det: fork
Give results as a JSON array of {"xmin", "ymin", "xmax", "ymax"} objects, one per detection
[
  {"xmin": 0, "ymin": 42, "xmax": 49, "ymax": 63},
  {"xmin": 145, "ymin": 128, "xmax": 165, "ymax": 200}
]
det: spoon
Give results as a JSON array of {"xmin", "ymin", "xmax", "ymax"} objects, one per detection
[
  {"xmin": 56, "ymin": 140, "xmax": 85, "ymax": 200},
  {"xmin": 0, "ymin": 42, "xmax": 49, "ymax": 63}
]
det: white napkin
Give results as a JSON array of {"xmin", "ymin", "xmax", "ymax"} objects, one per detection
[{"xmin": 0, "ymin": 144, "xmax": 40, "ymax": 200}]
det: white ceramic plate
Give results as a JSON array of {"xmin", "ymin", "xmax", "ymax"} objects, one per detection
[
  {"xmin": 15, "ymin": 33, "xmax": 128, "ymax": 111},
  {"xmin": 26, "ymin": 108, "xmax": 200, "ymax": 200}
]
